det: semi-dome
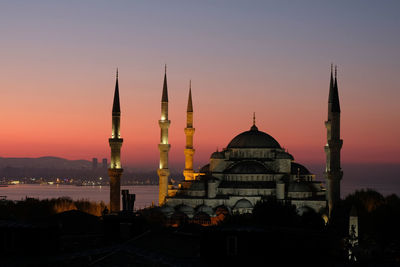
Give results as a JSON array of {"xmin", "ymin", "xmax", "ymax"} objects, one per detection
[
  {"xmin": 227, "ymin": 124, "xmax": 281, "ymax": 149},
  {"xmin": 225, "ymin": 160, "xmax": 270, "ymax": 174},
  {"xmin": 276, "ymin": 151, "xmax": 294, "ymax": 160},
  {"xmin": 210, "ymin": 150, "xmax": 225, "ymax": 159},
  {"xmin": 199, "ymin": 164, "xmax": 210, "ymax": 173},
  {"xmin": 291, "ymin": 162, "xmax": 311, "ymax": 175},
  {"xmin": 233, "ymin": 199, "xmax": 253, "ymax": 209}
]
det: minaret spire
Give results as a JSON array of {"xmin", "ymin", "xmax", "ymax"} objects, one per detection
[
  {"xmin": 108, "ymin": 70, "xmax": 124, "ymax": 213},
  {"xmin": 330, "ymin": 64, "xmax": 334, "ymax": 92},
  {"xmin": 162, "ymin": 64, "xmax": 168, "ymax": 102},
  {"xmin": 335, "ymin": 65, "xmax": 337, "ymax": 79},
  {"xmin": 329, "ymin": 64, "xmax": 341, "ymax": 113},
  {"xmin": 184, "ymin": 80, "xmax": 195, "ymax": 181},
  {"xmin": 324, "ymin": 64, "xmax": 343, "ymax": 217},
  {"xmin": 158, "ymin": 66, "xmax": 171, "ymax": 205},
  {"xmin": 187, "ymin": 80, "xmax": 193, "ymax": 112},
  {"xmin": 112, "ymin": 68, "xmax": 120, "ymax": 115}
]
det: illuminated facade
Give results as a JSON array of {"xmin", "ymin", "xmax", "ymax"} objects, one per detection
[
  {"xmin": 164, "ymin": 120, "xmax": 327, "ymax": 220},
  {"xmin": 324, "ymin": 66, "xmax": 343, "ymax": 216},
  {"xmin": 157, "ymin": 67, "xmax": 171, "ymax": 205},
  {"xmin": 108, "ymin": 70, "xmax": 123, "ymax": 213}
]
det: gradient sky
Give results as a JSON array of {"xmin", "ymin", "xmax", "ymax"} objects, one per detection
[{"xmin": 0, "ymin": 1, "xmax": 399, "ymax": 171}]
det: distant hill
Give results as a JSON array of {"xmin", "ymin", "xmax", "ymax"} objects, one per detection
[
  {"xmin": 0, "ymin": 156, "xmax": 91, "ymax": 170},
  {"xmin": 0, "ymin": 156, "xmax": 184, "ymax": 182}
]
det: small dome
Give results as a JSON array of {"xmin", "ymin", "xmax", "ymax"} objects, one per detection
[
  {"xmin": 227, "ymin": 125, "xmax": 281, "ymax": 149},
  {"xmin": 211, "ymin": 151, "xmax": 225, "ymax": 159},
  {"xmin": 160, "ymin": 205, "xmax": 174, "ymax": 217},
  {"xmin": 199, "ymin": 164, "xmax": 210, "ymax": 173},
  {"xmin": 196, "ymin": 205, "xmax": 214, "ymax": 216},
  {"xmin": 291, "ymin": 162, "xmax": 311, "ymax": 175},
  {"xmin": 233, "ymin": 199, "xmax": 253, "ymax": 209},
  {"xmin": 225, "ymin": 160, "xmax": 270, "ymax": 174},
  {"xmin": 176, "ymin": 204, "xmax": 195, "ymax": 216}
]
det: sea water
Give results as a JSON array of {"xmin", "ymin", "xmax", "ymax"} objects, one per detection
[
  {"xmin": 0, "ymin": 184, "xmax": 158, "ymax": 210},
  {"xmin": 1, "ymin": 172, "xmax": 400, "ymax": 210}
]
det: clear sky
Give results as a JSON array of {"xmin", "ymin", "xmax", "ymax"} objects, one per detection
[{"xmin": 0, "ymin": 0, "xmax": 399, "ymax": 170}]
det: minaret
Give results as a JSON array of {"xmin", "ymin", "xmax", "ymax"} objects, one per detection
[
  {"xmin": 183, "ymin": 81, "xmax": 195, "ymax": 180},
  {"xmin": 108, "ymin": 69, "xmax": 123, "ymax": 213},
  {"xmin": 158, "ymin": 65, "xmax": 171, "ymax": 205},
  {"xmin": 324, "ymin": 65, "xmax": 343, "ymax": 216}
]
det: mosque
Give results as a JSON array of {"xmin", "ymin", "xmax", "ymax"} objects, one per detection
[{"xmin": 107, "ymin": 66, "xmax": 343, "ymax": 221}]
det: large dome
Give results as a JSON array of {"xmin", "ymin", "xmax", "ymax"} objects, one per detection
[{"xmin": 227, "ymin": 125, "xmax": 281, "ymax": 149}]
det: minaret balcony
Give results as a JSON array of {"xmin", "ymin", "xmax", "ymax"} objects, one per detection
[
  {"xmin": 184, "ymin": 148, "xmax": 195, "ymax": 156},
  {"xmin": 108, "ymin": 168, "xmax": 124, "ymax": 175},
  {"xmin": 158, "ymin": 143, "xmax": 171, "ymax": 152},
  {"xmin": 109, "ymin": 138, "xmax": 123, "ymax": 142},
  {"xmin": 157, "ymin": 168, "xmax": 170, "ymax": 176},
  {"xmin": 109, "ymin": 138, "xmax": 123, "ymax": 147},
  {"xmin": 326, "ymin": 139, "xmax": 343, "ymax": 148},
  {"xmin": 159, "ymin": 120, "xmax": 171, "ymax": 128},
  {"xmin": 184, "ymin": 128, "xmax": 195, "ymax": 135},
  {"xmin": 323, "ymin": 170, "xmax": 343, "ymax": 180}
]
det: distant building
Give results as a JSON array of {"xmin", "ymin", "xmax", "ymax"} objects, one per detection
[
  {"xmin": 92, "ymin": 158, "xmax": 98, "ymax": 169},
  {"xmin": 102, "ymin": 158, "xmax": 108, "ymax": 169}
]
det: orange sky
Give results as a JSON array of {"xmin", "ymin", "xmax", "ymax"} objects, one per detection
[{"xmin": 0, "ymin": 1, "xmax": 399, "ymax": 170}]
